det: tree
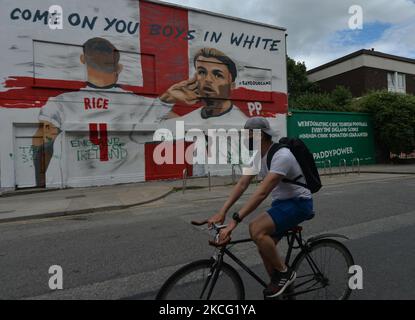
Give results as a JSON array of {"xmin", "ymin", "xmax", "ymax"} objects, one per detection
[
  {"xmin": 286, "ymin": 56, "xmax": 317, "ymax": 100},
  {"xmin": 352, "ymin": 91, "xmax": 415, "ymax": 160},
  {"xmin": 289, "ymin": 92, "xmax": 336, "ymax": 111},
  {"xmin": 331, "ymin": 85, "xmax": 353, "ymax": 109},
  {"xmin": 287, "ymin": 57, "xmax": 354, "ymax": 111},
  {"xmin": 289, "ymin": 85, "xmax": 353, "ymax": 112}
]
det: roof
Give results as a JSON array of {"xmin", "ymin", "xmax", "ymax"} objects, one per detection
[
  {"xmin": 144, "ymin": 0, "xmax": 287, "ymax": 32},
  {"xmin": 307, "ymin": 49, "xmax": 415, "ymax": 74}
]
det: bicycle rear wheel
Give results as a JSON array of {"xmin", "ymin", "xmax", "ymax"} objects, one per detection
[
  {"xmin": 156, "ymin": 259, "xmax": 245, "ymax": 300},
  {"xmin": 291, "ymin": 239, "xmax": 354, "ymax": 300}
]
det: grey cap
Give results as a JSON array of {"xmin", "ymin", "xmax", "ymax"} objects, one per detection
[{"xmin": 244, "ymin": 117, "xmax": 278, "ymax": 137}]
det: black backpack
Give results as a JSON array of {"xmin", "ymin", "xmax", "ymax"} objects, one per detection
[{"xmin": 266, "ymin": 137, "xmax": 322, "ymax": 193}]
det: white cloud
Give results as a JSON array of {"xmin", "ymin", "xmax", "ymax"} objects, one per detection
[
  {"xmin": 163, "ymin": 0, "xmax": 415, "ymax": 69},
  {"xmin": 367, "ymin": 20, "xmax": 415, "ymax": 58}
]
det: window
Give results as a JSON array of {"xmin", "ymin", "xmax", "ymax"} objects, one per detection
[
  {"xmin": 387, "ymin": 73, "xmax": 395, "ymax": 92},
  {"xmin": 397, "ymin": 73, "xmax": 406, "ymax": 93},
  {"xmin": 388, "ymin": 71, "xmax": 406, "ymax": 93}
]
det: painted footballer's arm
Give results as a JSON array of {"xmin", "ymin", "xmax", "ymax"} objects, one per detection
[{"xmin": 32, "ymin": 121, "xmax": 60, "ymax": 186}]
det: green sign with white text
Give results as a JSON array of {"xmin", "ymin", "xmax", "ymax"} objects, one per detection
[{"xmin": 287, "ymin": 110, "xmax": 376, "ymax": 168}]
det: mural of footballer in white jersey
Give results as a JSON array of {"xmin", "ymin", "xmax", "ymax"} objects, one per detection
[
  {"xmin": 162, "ymin": 47, "xmax": 248, "ymax": 125},
  {"xmin": 161, "ymin": 48, "xmax": 248, "ymax": 176},
  {"xmin": 32, "ymin": 37, "xmax": 174, "ymax": 186}
]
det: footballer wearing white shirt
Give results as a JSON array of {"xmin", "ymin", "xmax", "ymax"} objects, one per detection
[
  {"xmin": 160, "ymin": 48, "xmax": 248, "ymax": 176},
  {"xmin": 32, "ymin": 37, "xmax": 174, "ymax": 185},
  {"xmin": 162, "ymin": 47, "xmax": 247, "ymax": 124}
]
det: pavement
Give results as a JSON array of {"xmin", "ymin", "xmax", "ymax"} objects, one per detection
[{"xmin": 0, "ymin": 163, "xmax": 414, "ymax": 223}]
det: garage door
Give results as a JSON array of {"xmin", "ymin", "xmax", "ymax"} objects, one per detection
[{"xmin": 14, "ymin": 125, "xmax": 45, "ymax": 188}]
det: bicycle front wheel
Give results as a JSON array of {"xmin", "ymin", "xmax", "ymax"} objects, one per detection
[
  {"xmin": 156, "ymin": 259, "xmax": 245, "ymax": 300},
  {"xmin": 292, "ymin": 239, "xmax": 354, "ymax": 300}
]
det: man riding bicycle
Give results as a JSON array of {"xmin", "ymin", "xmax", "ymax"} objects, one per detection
[{"xmin": 208, "ymin": 117, "xmax": 315, "ymax": 298}]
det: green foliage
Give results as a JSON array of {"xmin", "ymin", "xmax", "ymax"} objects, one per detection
[
  {"xmin": 331, "ymin": 85, "xmax": 353, "ymax": 108},
  {"xmin": 287, "ymin": 56, "xmax": 317, "ymax": 99},
  {"xmin": 289, "ymin": 92, "xmax": 336, "ymax": 111},
  {"xmin": 290, "ymin": 85, "xmax": 353, "ymax": 112},
  {"xmin": 351, "ymin": 91, "xmax": 415, "ymax": 155}
]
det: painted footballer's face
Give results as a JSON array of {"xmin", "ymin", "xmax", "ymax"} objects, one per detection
[{"xmin": 195, "ymin": 56, "xmax": 235, "ymax": 101}]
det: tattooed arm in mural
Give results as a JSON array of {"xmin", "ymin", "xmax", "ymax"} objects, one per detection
[
  {"xmin": 32, "ymin": 120, "xmax": 60, "ymax": 186},
  {"xmin": 160, "ymin": 75, "xmax": 200, "ymax": 119}
]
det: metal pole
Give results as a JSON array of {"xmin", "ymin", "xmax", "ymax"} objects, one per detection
[
  {"xmin": 182, "ymin": 168, "xmax": 187, "ymax": 194},
  {"xmin": 232, "ymin": 165, "xmax": 236, "ymax": 185},
  {"xmin": 324, "ymin": 160, "xmax": 332, "ymax": 177},
  {"xmin": 344, "ymin": 159, "xmax": 347, "ymax": 176},
  {"xmin": 352, "ymin": 158, "xmax": 361, "ymax": 175},
  {"xmin": 339, "ymin": 159, "xmax": 347, "ymax": 176},
  {"xmin": 208, "ymin": 171, "xmax": 211, "ymax": 192}
]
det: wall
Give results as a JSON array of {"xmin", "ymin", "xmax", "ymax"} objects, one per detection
[
  {"xmin": 314, "ymin": 67, "xmax": 415, "ymax": 96},
  {"xmin": 315, "ymin": 67, "xmax": 388, "ymax": 97},
  {"xmin": 314, "ymin": 67, "xmax": 366, "ymax": 97},
  {"xmin": 364, "ymin": 67, "xmax": 389, "ymax": 93},
  {"xmin": 406, "ymin": 74, "xmax": 415, "ymax": 95},
  {"xmin": 287, "ymin": 110, "xmax": 376, "ymax": 168},
  {"xmin": 308, "ymin": 52, "xmax": 415, "ymax": 83},
  {"xmin": 0, "ymin": 0, "xmax": 288, "ymax": 189}
]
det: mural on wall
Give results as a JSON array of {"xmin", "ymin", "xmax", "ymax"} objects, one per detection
[
  {"xmin": 163, "ymin": 47, "xmax": 247, "ymax": 123},
  {"xmin": 31, "ymin": 36, "xmax": 174, "ymax": 186},
  {"xmin": 0, "ymin": 0, "xmax": 288, "ymax": 189},
  {"xmin": 160, "ymin": 47, "xmax": 248, "ymax": 174}
]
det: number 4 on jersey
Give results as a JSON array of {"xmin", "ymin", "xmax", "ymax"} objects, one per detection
[{"xmin": 89, "ymin": 123, "xmax": 109, "ymax": 161}]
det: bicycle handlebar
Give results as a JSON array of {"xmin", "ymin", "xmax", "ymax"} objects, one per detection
[
  {"xmin": 191, "ymin": 220, "xmax": 231, "ymax": 247},
  {"xmin": 191, "ymin": 220, "xmax": 227, "ymax": 230},
  {"xmin": 191, "ymin": 220, "xmax": 209, "ymax": 226}
]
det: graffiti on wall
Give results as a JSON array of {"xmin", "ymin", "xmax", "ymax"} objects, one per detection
[
  {"xmin": 0, "ymin": 0, "xmax": 288, "ymax": 188},
  {"xmin": 18, "ymin": 145, "xmax": 41, "ymax": 164},
  {"xmin": 70, "ymin": 137, "xmax": 128, "ymax": 162}
]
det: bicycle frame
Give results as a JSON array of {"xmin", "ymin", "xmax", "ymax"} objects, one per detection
[{"xmin": 203, "ymin": 230, "xmax": 329, "ymax": 299}]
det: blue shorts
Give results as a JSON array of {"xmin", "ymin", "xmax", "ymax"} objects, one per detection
[{"xmin": 267, "ymin": 197, "xmax": 314, "ymax": 240}]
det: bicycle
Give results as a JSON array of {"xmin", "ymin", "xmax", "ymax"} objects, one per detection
[{"xmin": 156, "ymin": 219, "xmax": 355, "ymax": 300}]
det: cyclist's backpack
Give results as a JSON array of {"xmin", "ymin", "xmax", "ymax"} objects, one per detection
[{"xmin": 266, "ymin": 137, "xmax": 322, "ymax": 193}]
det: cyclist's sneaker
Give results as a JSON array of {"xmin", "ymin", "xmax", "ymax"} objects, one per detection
[{"xmin": 263, "ymin": 268, "xmax": 296, "ymax": 298}]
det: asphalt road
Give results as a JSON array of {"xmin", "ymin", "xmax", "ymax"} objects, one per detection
[{"xmin": 0, "ymin": 174, "xmax": 414, "ymax": 300}]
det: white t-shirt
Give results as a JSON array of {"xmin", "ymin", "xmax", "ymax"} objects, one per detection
[{"xmin": 259, "ymin": 147, "xmax": 312, "ymax": 201}]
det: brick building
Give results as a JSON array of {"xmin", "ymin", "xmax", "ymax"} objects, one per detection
[{"xmin": 307, "ymin": 49, "xmax": 415, "ymax": 97}]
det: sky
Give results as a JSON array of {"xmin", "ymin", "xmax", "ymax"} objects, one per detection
[{"xmin": 164, "ymin": 0, "xmax": 415, "ymax": 70}]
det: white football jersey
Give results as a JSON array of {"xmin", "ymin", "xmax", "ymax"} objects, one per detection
[
  {"xmin": 173, "ymin": 105, "xmax": 247, "ymax": 129},
  {"xmin": 37, "ymin": 83, "xmax": 174, "ymax": 186},
  {"xmin": 161, "ymin": 105, "xmax": 247, "ymax": 176},
  {"xmin": 38, "ymin": 83, "xmax": 173, "ymax": 130}
]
